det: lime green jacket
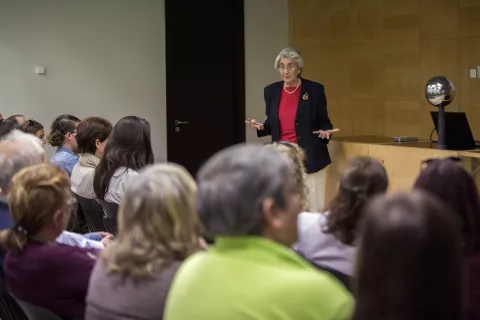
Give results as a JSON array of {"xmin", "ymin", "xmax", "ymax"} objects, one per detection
[{"xmin": 165, "ymin": 236, "xmax": 353, "ymax": 320}]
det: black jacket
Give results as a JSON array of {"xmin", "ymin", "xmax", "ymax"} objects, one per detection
[{"xmin": 257, "ymin": 78, "xmax": 333, "ymax": 173}]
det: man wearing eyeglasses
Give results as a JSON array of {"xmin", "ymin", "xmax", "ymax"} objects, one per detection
[{"xmin": 48, "ymin": 114, "xmax": 81, "ymax": 176}]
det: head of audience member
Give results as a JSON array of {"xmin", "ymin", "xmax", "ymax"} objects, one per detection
[
  {"xmin": 353, "ymin": 191, "xmax": 463, "ymax": 320},
  {"xmin": 47, "ymin": 114, "xmax": 81, "ymax": 152},
  {"xmin": 94, "ymin": 116, "xmax": 154, "ymax": 200},
  {"xmin": 76, "ymin": 117, "xmax": 112, "ymax": 159},
  {"xmin": 0, "ymin": 119, "xmax": 18, "ymax": 139},
  {"xmin": 102, "ymin": 163, "xmax": 201, "ymax": 278},
  {"xmin": 0, "ymin": 163, "xmax": 75, "ymax": 251},
  {"xmin": 265, "ymin": 142, "xmax": 308, "ymax": 211},
  {"xmin": 19, "ymin": 119, "xmax": 46, "ymax": 145},
  {"xmin": 7, "ymin": 115, "xmax": 25, "ymax": 127},
  {"xmin": 0, "ymin": 130, "xmax": 45, "ymax": 197},
  {"xmin": 324, "ymin": 157, "xmax": 388, "ymax": 246},
  {"xmin": 414, "ymin": 157, "xmax": 480, "ymax": 255},
  {"xmin": 197, "ymin": 144, "xmax": 300, "ymax": 247}
]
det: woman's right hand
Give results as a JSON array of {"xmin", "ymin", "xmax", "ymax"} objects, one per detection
[{"xmin": 247, "ymin": 118, "xmax": 264, "ymax": 130}]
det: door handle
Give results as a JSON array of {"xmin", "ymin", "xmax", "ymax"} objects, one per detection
[{"xmin": 175, "ymin": 120, "xmax": 188, "ymax": 125}]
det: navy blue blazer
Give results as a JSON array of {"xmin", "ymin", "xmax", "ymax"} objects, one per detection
[{"xmin": 257, "ymin": 78, "xmax": 333, "ymax": 173}]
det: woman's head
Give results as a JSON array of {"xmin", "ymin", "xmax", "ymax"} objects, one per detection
[
  {"xmin": 275, "ymin": 47, "xmax": 304, "ymax": 84},
  {"xmin": 19, "ymin": 119, "xmax": 46, "ymax": 145},
  {"xmin": 325, "ymin": 157, "xmax": 388, "ymax": 245},
  {"xmin": 0, "ymin": 163, "xmax": 75, "ymax": 251},
  {"xmin": 353, "ymin": 191, "xmax": 464, "ymax": 320},
  {"xmin": 76, "ymin": 117, "xmax": 112, "ymax": 158},
  {"xmin": 47, "ymin": 114, "xmax": 80, "ymax": 150},
  {"xmin": 93, "ymin": 116, "xmax": 154, "ymax": 199},
  {"xmin": 102, "ymin": 163, "xmax": 201, "ymax": 278},
  {"xmin": 414, "ymin": 157, "xmax": 480, "ymax": 255},
  {"xmin": 265, "ymin": 142, "xmax": 308, "ymax": 211}
]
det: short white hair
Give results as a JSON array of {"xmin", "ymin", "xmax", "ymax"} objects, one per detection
[
  {"xmin": 274, "ymin": 47, "xmax": 304, "ymax": 71},
  {"xmin": 0, "ymin": 130, "xmax": 45, "ymax": 192}
]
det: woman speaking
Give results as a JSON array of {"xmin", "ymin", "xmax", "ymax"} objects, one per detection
[{"xmin": 248, "ymin": 47, "xmax": 339, "ymax": 211}]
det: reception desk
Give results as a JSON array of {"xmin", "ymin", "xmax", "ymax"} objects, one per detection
[{"xmin": 324, "ymin": 136, "xmax": 480, "ymax": 205}]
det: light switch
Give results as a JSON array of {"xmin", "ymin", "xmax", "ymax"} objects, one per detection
[
  {"xmin": 34, "ymin": 66, "xmax": 46, "ymax": 75},
  {"xmin": 470, "ymin": 68, "xmax": 477, "ymax": 79}
]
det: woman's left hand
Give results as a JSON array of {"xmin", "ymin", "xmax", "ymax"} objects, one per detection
[{"xmin": 313, "ymin": 128, "xmax": 340, "ymax": 139}]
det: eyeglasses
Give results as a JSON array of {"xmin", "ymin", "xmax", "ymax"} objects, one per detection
[
  {"xmin": 420, "ymin": 156, "xmax": 462, "ymax": 169},
  {"xmin": 279, "ymin": 64, "xmax": 296, "ymax": 73}
]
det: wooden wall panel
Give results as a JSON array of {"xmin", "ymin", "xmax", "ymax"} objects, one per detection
[{"xmin": 290, "ymin": 0, "xmax": 480, "ymax": 139}]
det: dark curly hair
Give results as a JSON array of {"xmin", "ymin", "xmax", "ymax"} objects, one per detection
[
  {"xmin": 76, "ymin": 117, "xmax": 112, "ymax": 154},
  {"xmin": 324, "ymin": 156, "xmax": 388, "ymax": 245},
  {"xmin": 47, "ymin": 114, "xmax": 80, "ymax": 147},
  {"xmin": 93, "ymin": 116, "xmax": 154, "ymax": 200}
]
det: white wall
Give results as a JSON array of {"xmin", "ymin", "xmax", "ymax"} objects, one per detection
[
  {"xmin": 244, "ymin": 0, "xmax": 289, "ymax": 142},
  {"xmin": 0, "ymin": 0, "xmax": 288, "ymax": 158},
  {"xmin": 0, "ymin": 0, "xmax": 166, "ymax": 160}
]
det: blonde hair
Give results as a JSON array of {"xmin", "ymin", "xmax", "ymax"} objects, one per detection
[
  {"xmin": 0, "ymin": 163, "xmax": 71, "ymax": 251},
  {"xmin": 265, "ymin": 142, "xmax": 309, "ymax": 211},
  {"xmin": 102, "ymin": 163, "xmax": 202, "ymax": 279}
]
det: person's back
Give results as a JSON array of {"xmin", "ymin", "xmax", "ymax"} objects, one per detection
[
  {"xmin": 5, "ymin": 241, "xmax": 97, "ymax": 319},
  {"xmin": 104, "ymin": 167, "xmax": 138, "ymax": 204},
  {"xmin": 71, "ymin": 163, "xmax": 96, "ymax": 198},
  {"xmin": 165, "ymin": 237, "xmax": 351, "ymax": 320}
]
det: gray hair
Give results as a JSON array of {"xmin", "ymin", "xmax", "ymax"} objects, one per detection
[
  {"xmin": 0, "ymin": 130, "xmax": 45, "ymax": 193},
  {"xmin": 274, "ymin": 47, "xmax": 304, "ymax": 71},
  {"xmin": 196, "ymin": 144, "xmax": 292, "ymax": 236}
]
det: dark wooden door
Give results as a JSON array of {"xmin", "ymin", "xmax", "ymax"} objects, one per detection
[{"xmin": 165, "ymin": 0, "xmax": 245, "ymax": 175}]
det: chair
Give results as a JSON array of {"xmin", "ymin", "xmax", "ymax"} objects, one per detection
[
  {"xmin": 74, "ymin": 194, "xmax": 106, "ymax": 232},
  {"xmin": 0, "ymin": 279, "xmax": 27, "ymax": 320},
  {"xmin": 11, "ymin": 296, "xmax": 62, "ymax": 320},
  {"xmin": 95, "ymin": 199, "xmax": 119, "ymax": 235}
]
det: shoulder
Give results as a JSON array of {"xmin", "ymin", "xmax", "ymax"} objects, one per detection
[
  {"xmin": 264, "ymin": 81, "xmax": 282, "ymax": 93},
  {"xmin": 298, "ymin": 212, "xmax": 327, "ymax": 232},
  {"xmin": 302, "ymin": 78, "xmax": 324, "ymax": 91}
]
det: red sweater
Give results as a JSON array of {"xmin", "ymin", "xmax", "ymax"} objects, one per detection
[{"xmin": 278, "ymin": 84, "xmax": 301, "ymax": 143}]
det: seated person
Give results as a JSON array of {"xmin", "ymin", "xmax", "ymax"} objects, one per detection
[
  {"xmin": 19, "ymin": 119, "xmax": 46, "ymax": 145},
  {"xmin": 71, "ymin": 117, "xmax": 112, "ymax": 199},
  {"xmin": 0, "ymin": 163, "xmax": 99, "ymax": 319},
  {"xmin": 87, "ymin": 163, "xmax": 203, "ymax": 320},
  {"xmin": 94, "ymin": 116, "xmax": 154, "ymax": 204},
  {"xmin": 414, "ymin": 157, "xmax": 480, "ymax": 319},
  {"xmin": 297, "ymin": 156, "xmax": 388, "ymax": 277},
  {"xmin": 164, "ymin": 145, "xmax": 353, "ymax": 320},
  {"xmin": 48, "ymin": 114, "xmax": 81, "ymax": 176},
  {"xmin": 353, "ymin": 191, "xmax": 464, "ymax": 320}
]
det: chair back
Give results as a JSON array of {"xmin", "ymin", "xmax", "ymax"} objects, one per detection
[
  {"xmin": 0, "ymin": 279, "xmax": 27, "ymax": 320},
  {"xmin": 95, "ymin": 199, "xmax": 119, "ymax": 235},
  {"xmin": 74, "ymin": 194, "xmax": 105, "ymax": 232},
  {"xmin": 10, "ymin": 296, "xmax": 62, "ymax": 320}
]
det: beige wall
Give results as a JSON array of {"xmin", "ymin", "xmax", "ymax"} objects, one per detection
[
  {"xmin": 0, "ymin": 0, "xmax": 167, "ymax": 160},
  {"xmin": 289, "ymin": 0, "xmax": 480, "ymax": 140},
  {"xmin": 0, "ymin": 0, "xmax": 290, "ymax": 159},
  {"xmin": 245, "ymin": 0, "xmax": 289, "ymax": 142}
]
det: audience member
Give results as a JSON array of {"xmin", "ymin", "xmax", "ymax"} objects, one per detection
[
  {"xmin": 296, "ymin": 157, "xmax": 388, "ymax": 277},
  {"xmin": 0, "ymin": 131, "xmax": 112, "ymax": 251},
  {"xmin": 19, "ymin": 119, "xmax": 46, "ymax": 144},
  {"xmin": 265, "ymin": 142, "xmax": 309, "ymax": 211},
  {"xmin": 7, "ymin": 114, "xmax": 25, "ymax": 126},
  {"xmin": 0, "ymin": 119, "xmax": 18, "ymax": 139},
  {"xmin": 94, "ymin": 116, "xmax": 154, "ymax": 204},
  {"xmin": 414, "ymin": 157, "xmax": 480, "ymax": 318},
  {"xmin": 48, "ymin": 114, "xmax": 81, "ymax": 176},
  {"xmin": 87, "ymin": 163, "xmax": 202, "ymax": 320},
  {"xmin": 353, "ymin": 191, "xmax": 464, "ymax": 320},
  {"xmin": 164, "ymin": 144, "xmax": 353, "ymax": 320},
  {"xmin": 71, "ymin": 117, "xmax": 112, "ymax": 199},
  {"xmin": 0, "ymin": 163, "xmax": 99, "ymax": 319}
]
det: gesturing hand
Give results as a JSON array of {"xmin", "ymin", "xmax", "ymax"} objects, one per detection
[
  {"xmin": 247, "ymin": 118, "xmax": 264, "ymax": 130},
  {"xmin": 313, "ymin": 128, "xmax": 340, "ymax": 139}
]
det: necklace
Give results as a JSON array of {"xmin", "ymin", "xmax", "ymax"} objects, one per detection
[{"xmin": 284, "ymin": 79, "xmax": 301, "ymax": 94}]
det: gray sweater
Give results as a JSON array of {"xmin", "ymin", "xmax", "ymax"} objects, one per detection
[
  {"xmin": 296, "ymin": 212, "xmax": 356, "ymax": 276},
  {"xmin": 86, "ymin": 259, "xmax": 181, "ymax": 320}
]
